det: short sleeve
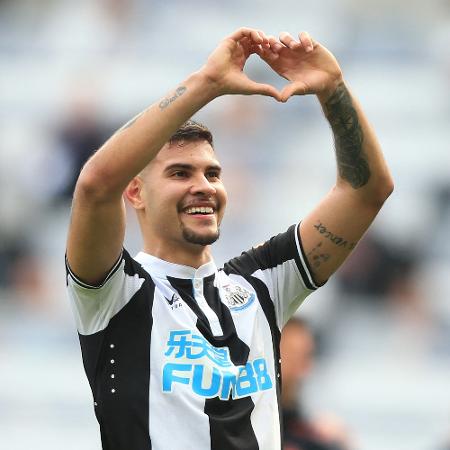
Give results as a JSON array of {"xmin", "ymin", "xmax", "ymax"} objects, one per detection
[
  {"xmin": 224, "ymin": 224, "xmax": 321, "ymax": 328},
  {"xmin": 65, "ymin": 249, "xmax": 146, "ymax": 335}
]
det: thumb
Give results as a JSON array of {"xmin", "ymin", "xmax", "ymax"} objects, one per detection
[
  {"xmin": 242, "ymin": 77, "xmax": 281, "ymax": 101},
  {"xmin": 280, "ymin": 82, "xmax": 307, "ymax": 102}
]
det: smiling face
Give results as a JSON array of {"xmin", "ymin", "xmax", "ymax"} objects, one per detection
[{"xmin": 129, "ymin": 139, "xmax": 227, "ymax": 261}]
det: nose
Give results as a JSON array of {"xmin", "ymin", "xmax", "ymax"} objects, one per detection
[{"xmin": 190, "ymin": 174, "xmax": 216, "ymax": 196}]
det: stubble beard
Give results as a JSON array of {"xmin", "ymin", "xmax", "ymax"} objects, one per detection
[{"xmin": 181, "ymin": 224, "xmax": 220, "ymax": 246}]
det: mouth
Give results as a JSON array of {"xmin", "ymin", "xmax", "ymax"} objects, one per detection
[{"xmin": 180, "ymin": 204, "xmax": 217, "ymax": 220}]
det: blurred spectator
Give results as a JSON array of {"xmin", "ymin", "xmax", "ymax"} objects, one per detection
[
  {"xmin": 52, "ymin": 94, "xmax": 112, "ymax": 204},
  {"xmin": 335, "ymin": 232, "xmax": 419, "ymax": 302},
  {"xmin": 0, "ymin": 238, "xmax": 28, "ymax": 289},
  {"xmin": 281, "ymin": 317, "xmax": 352, "ymax": 450}
]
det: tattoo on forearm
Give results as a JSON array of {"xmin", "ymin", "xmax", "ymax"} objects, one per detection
[
  {"xmin": 159, "ymin": 86, "xmax": 187, "ymax": 110},
  {"xmin": 325, "ymin": 83, "xmax": 370, "ymax": 189},
  {"xmin": 307, "ymin": 241, "xmax": 331, "ymax": 268},
  {"xmin": 313, "ymin": 220, "xmax": 356, "ymax": 250},
  {"xmin": 115, "ymin": 109, "xmax": 148, "ymax": 134},
  {"xmin": 113, "ymin": 85, "xmax": 187, "ymax": 135}
]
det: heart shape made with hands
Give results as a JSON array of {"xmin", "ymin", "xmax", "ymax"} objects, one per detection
[{"xmin": 216, "ymin": 28, "xmax": 341, "ymax": 103}]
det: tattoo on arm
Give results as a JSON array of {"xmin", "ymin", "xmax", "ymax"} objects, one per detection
[
  {"xmin": 114, "ymin": 86, "xmax": 188, "ymax": 135},
  {"xmin": 307, "ymin": 241, "xmax": 331, "ymax": 268},
  {"xmin": 324, "ymin": 83, "xmax": 370, "ymax": 189},
  {"xmin": 115, "ymin": 109, "xmax": 148, "ymax": 134},
  {"xmin": 313, "ymin": 220, "xmax": 356, "ymax": 250},
  {"xmin": 159, "ymin": 86, "xmax": 187, "ymax": 110}
]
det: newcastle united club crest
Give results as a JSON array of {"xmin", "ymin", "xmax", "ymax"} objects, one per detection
[{"xmin": 223, "ymin": 284, "xmax": 255, "ymax": 311}]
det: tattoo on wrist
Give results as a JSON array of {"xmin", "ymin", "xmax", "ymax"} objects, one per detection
[
  {"xmin": 313, "ymin": 220, "xmax": 356, "ymax": 250},
  {"xmin": 159, "ymin": 86, "xmax": 187, "ymax": 110},
  {"xmin": 307, "ymin": 241, "xmax": 331, "ymax": 268},
  {"xmin": 325, "ymin": 83, "xmax": 370, "ymax": 189}
]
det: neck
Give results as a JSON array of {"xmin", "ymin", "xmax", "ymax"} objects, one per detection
[{"xmin": 143, "ymin": 239, "xmax": 213, "ymax": 268}]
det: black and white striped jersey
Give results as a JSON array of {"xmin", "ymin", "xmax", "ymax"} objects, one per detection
[{"xmin": 66, "ymin": 223, "xmax": 319, "ymax": 450}]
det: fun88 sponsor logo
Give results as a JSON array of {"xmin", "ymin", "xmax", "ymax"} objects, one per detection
[{"xmin": 162, "ymin": 330, "xmax": 273, "ymax": 399}]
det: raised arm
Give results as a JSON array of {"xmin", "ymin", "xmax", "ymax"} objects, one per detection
[
  {"xmin": 66, "ymin": 28, "xmax": 281, "ymax": 285},
  {"xmin": 256, "ymin": 31, "xmax": 394, "ymax": 285}
]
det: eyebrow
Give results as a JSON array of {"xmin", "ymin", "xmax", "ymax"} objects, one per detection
[{"xmin": 164, "ymin": 163, "xmax": 222, "ymax": 173}]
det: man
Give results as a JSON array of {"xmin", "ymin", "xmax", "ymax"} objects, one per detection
[
  {"xmin": 66, "ymin": 28, "xmax": 393, "ymax": 450},
  {"xmin": 281, "ymin": 318, "xmax": 351, "ymax": 450}
]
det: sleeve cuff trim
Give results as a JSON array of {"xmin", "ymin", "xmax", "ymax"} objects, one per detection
[
  {"xmin": 294, "ymin": 223, "xmax": 319, "ymax": 290},
  {"xmin": 65, "ymin": 251, "xmax": 124, "ymax": 290}
]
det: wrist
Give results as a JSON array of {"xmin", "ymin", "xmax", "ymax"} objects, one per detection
[
  {"xmin": 317, "ymin": 75, "xmax": 345, "ymax": 104},
  {"xmin": 195, "ymin": 65, "xmax": 228, "ymax": 99}
]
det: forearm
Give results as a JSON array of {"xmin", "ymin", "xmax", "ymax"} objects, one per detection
[
  {"xmin": 318, "ymin": 81, "xmax": 394, "ymax": 205},
  {"xmin": 78, "ymin": 70, "xmax": 219, "ymax": 198}
]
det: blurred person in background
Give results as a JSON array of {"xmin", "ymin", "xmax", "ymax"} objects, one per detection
[
  {"xmin": 65, "ymin": 27, "xmax": 393, "ymax": 449},
  {"xmin": 281, "ymin": 317, "xmax": 352, "ymax": 450},
  {"xmin": 54, "ymin": 94, "xmax": 112, "ymax": 204}
]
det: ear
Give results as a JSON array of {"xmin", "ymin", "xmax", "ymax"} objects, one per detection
[{"xmin": 124, "ymin": 177, "xmax": 146, "ymax": 210}]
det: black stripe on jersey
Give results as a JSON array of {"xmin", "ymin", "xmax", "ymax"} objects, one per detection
[
  {"xmin": 166, "ymin": 277, "xmax": 213, "ymax": 335},
  {"xmin": 201, "ymin": 276, "xmax": 258, "ymax": 450},
  {"xmin": 222, "ymin": 262, "xmax": 284, "ymax": 446},
  {"xmin": 244, "ymin": 274, "xmax": 284, "ymax": 445},
  {"xmin": 167, "ymin": 276, "xmax": 250, "ymax": 366},
  {"xmin": 168, "ymin": 275, "xmax": 258, "ymax": 450},
  {"xmin": 78, "ymin": 252, "xmax": 153, "ymax": 450},
  {"xmin": 202, "ymin": 274, "xmax": 249, "ymax": 366},
  {"xmin": 205, "ymin": 397, "xmax": 259, "ymax": 450},
  {"xmin": 226, "ymin": 225, "xmax": 316, "ymax": 291}
]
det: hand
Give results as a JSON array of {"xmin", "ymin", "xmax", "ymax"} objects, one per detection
[
  {"xmin": 255, "ymin": 31, "xmax": 344, "ymax": 102},
  {"xmin": 200, "ymin": 27, "xmax": 281, "ymax": 101}
]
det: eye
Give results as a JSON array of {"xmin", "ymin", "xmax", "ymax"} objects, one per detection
[
  {"xmin": 172, "ymin": 170, "xmax": 188, "ymax": 178},
  {"xmin": 206, "ymin": 171, "xmax": 220, "ymax": 180}
]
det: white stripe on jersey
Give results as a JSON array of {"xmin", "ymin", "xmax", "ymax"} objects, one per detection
[
  {"xmin": 67, "ymin": 257, "xmax": 145, "ymax": 335},
  {"xmin": 149, "ymin": 289, "xmax": 212, "ymax": 450},
  {"xmin": 192, "ymin": 276, "xmax": 223, "ymax": 336}
]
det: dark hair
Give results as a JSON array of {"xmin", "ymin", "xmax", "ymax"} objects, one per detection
[{"xmin": 169, "ymin": 120, "xmax": 214, "ymax": 147}]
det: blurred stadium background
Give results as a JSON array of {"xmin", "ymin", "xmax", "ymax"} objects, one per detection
[{"xmin": 1, "ymin": 0, "xmax": 449, "ymax": 449}]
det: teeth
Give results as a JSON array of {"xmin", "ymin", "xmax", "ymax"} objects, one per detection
[{"xmin": 186, "ymin": 206, "xmax": 214, "ymax": 214}]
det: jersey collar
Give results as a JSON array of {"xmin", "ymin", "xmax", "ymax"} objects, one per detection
[{"xmin": 134, "ymin": 251, "xmax": 217, "ymax": 279}]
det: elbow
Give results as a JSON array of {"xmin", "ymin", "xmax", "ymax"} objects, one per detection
[
  {"xmin": 384, "ymin": 176, "xmax": 395, "ymax": 199},
  {"xmin": 368, "ymin": 174, "xmax": 395, "ymax": 209},
  {"xmin": 74, "ymin": 161, "xmax": 121, "ymax": 203},
  {"xmin": 338, "ymin": 173, "xmax": 394, "ymax": 210},
  {"xmin": 379, "ymin": 173, "xmax": 395, "ymax": 201}
]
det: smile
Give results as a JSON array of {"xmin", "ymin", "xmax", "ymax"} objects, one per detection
[{"xmin": 184, "ymin": 206, "xmax": 214, "ymax": 215}]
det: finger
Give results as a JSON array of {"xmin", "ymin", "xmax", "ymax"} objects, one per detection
[
  {"xmin": 257, "ymin": 29, "xmax": 270, "ymax": 48},
  {"xmin": 299, "ymin": 31, "xmax": 314, "ymax": 53},
  {"xmin": 239, "ymin": 37, "xmax": 252, "ymax": 52},
  {"xmin": 279, "ymin": 31, "xmax": 301, "ymax": 49},
  {"xmin": 268, "ymin": 35, "xmax": 284, "ymax": 53},
  {"xmin": 280, "ymin": 82, "xmax": 306, "ymax": 102},
  {"xmin": 250, "ymin": 41, "xmax": 271, "ymax": 56},
  {"xmin": 249, "ymin": 43, "xmax": 263, "ymax": 56},
  {"xmin": 243, "ymin": 77, "xmax": 281, "ymax": 101},
  {"xmin": 258, "ymin": 46, "xmax": 280, "ymax": 63},
  {"xmin": 248, "ymin": 43, "xmax": 265, "ymax": 56},
  {"xmin": 240, "ymin": 37, "xmax": 265, "ymax": 58},
  {"xmin": 228, "ymin": 27, "xmax": 264, "ymax": 44},
  {"xmin": 250, "ymin": 29, "xmax": 264, "ymax": 44}
]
